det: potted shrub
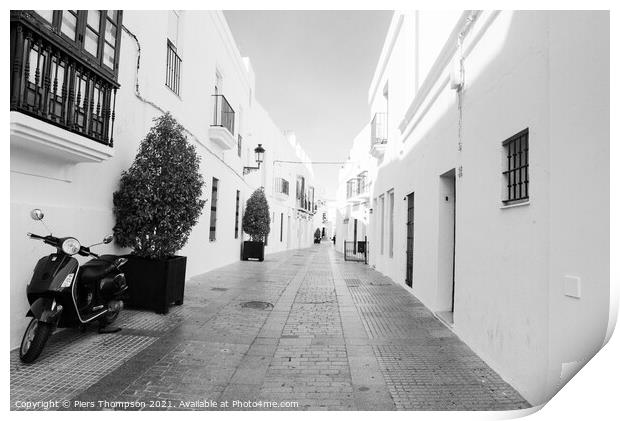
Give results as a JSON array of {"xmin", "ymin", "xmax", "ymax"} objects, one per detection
[
  {"xmin": 314, "ymin": 228, "xmax": 321, "ymax": 244},
  {"xmin": 112, "ymin": 113, "xmax": 206, "ymax": 314},
  {"xmin": 242, "ymin": 188, "xmax": 270, "ymax": 261}
]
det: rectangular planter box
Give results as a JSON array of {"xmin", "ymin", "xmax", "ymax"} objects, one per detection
[
  {"xmin": 242, "ymin": 241, "xmax": 264, "ymax": 261},
  {"xmin": 122, "ymin": 254, "xmax": 186, "ymax": 314}
]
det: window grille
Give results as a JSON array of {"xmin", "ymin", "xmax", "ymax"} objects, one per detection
[
  {"xmin": 234, "ymin": 190, "xmax": 240, "ymax": 239},
  {"xmin": 502, "ymin": 129, "xmax": 529, "ymax": 204},
  {"xmin": 166, "ymin": 40, "xmax": 182, "ymax": 95},
  {"xmin": 209, "ymin": 178, "xmax": 218, "ymax": 241}
]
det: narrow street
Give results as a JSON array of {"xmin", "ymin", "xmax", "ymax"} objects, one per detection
[{"xmin": 11, "ymin": 243, "xmax": 529, "ymax": 411}]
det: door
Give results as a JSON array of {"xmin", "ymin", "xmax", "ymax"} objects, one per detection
[
  {"xmin": 405, "ymin": 192, "xmax": 415, "ymax": 287},
  {"xmin": 438, "ymin": 169, "xmax": 456, "ymax": 316}
]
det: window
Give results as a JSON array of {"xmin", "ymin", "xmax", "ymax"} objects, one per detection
[
  {"xmin": 296, "ymin": 175, "xmax": 305, "ymax": 209},
  {"xmin": 280, "ymin": 213, "xmax": 284, "ymax": 242},
  {"xmin": 84, "ymin": 10, "xmax": 101, "ymax": 57},
  {"xmin": 61, "ymin": 10, "xmax": 78, "ymax": 41},
  {"xmin": 237, "ymin": 134, "xmax": 243, "ymax": 158},
  {"xmin": 308, "ymin": 187, "xmax": 315, "ymax": 212},
  {"xmin": 379, "ymin": 194, "xmax": 385, "ymax": 255},
  {"xmin": 165, "ymin": 11, "xmax": 182, "ymax": 95},
  {"xmin": 234, "ymin": 190, "xmax": 240, "ymax": 239},
  {"xmin": 358, "ymin": 172, "xmax": 368, "ymax": 194},
  {"xmin": 166, "ymin": 40, "xmax": 182, "ymax": 95},
  {"xmin": 215, "ymin": 71, "xmax": 223, "ymax": 94},
  {"xmin": 502, "ymin": 129, "xmax": 529, "ymax": 204},
  {"xmin": 274, "ymin": 177, "xmax": 289, "ymax": 195},
  {"xmin": 102, "ymin": 11, "xmax": 119, "ymax": 69},
  {"xmin": 209, "ymin": 178, "xmax": 218, "ymax": 241},
  {"xmin": 34, "ymin": 10, "xmax": 53, "ymax": 24},
  {"xmin": 388, "ymin": 189, "xmax": 394, "ymax": 258},
  {"xmin": 30, "ymin": 10, "xmax": 122, "ymax": 75}
]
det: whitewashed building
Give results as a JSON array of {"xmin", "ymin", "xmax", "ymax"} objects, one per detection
[
  {"xmin": 9, "ymin": 10, "xmax": 317, "ymax": 348},
  {"xmin": 334, "ymin": 124, "xmax": 376, "ymax": 255},
  {"xmin": 363, "ymin": 10, "xmax": 609, "ymax": 405}
]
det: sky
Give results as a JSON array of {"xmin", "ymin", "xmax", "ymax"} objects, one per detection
[{"xmin": 223, "ymin": 10, "xmax": 393, "ymax": 200}]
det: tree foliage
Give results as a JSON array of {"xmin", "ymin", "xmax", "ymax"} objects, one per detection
[
  {"xmin": 113, "ymin": 113, "xmax": 206, "ymax": 259},
  {"xmin": 242, "ymin": 188, "xmax": 271, "ymax": 241}
]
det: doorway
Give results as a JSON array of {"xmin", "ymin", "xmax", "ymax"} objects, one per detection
[
  {"xmin": 405, "ymin": 192, "xmax": 415, "ymax": 288},
  {"xmin": 437, "ymin": 169, "xmax": 456, "ymax": 325}
]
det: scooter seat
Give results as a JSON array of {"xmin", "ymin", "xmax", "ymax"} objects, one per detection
[{"xmin": 79, "ymin": 255, "xmax": 118, "ymax": 284}]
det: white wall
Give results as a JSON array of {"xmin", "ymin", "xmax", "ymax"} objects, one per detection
[
  {"xmin": 546, "ymin": 10, "xmax": 610, "ymax": 399},
  {"xmin": 365, "ymin": 10, "xmax": 610, "ymax": 406}
]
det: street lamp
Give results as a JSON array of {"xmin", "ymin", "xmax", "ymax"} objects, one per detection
[{"xmin": 243, "ymin": 144, "xmax": 265, "ymax": 175}]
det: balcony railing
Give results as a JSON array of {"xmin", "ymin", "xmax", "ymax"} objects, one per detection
[
  {"xmin": 346, "ymin": 179, "xmax": 371, "ymax": 200},
  {"xmin": 370, "ymin": 112, "xmax": 388, "ymax": 147},
  {"xmin": 212, "ymin": 94, "xmax": 235, "ymax": 136},
  {"xmin": 296, "ymin": 195, "xmax": 315, "ymax": 214},
  {"xmin": 10, "ymin": 17, "xmax": 118, "ymax": 146}
]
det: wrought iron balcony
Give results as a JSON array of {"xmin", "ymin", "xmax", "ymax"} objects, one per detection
[
  {"xmin": 346, "ymin": 178, "xmax": 371, "ymax": 202},
  {"xmin": 370, "ymin": 112, "xmax": 387, "ymax": 157},
  {"xmin": 212, "ymin": 94, "xmax": 235, "ymax": 135},
  {"xmin": 10, "ymin": 12, "xmax": 120, "ymax": 147},
  {"xmin": 295, "ymin": 194, "xmax": 315, "ymax": 214}
]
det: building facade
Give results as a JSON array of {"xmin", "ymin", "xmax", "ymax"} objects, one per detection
[
  {"xmin": 334, "ymin": 124, "xmax": 376, "ymax": 255},
  {"xmin": 360, "ymin": 10, "xmax": 609, "ymax": 405},
  {"xmin": 9, "ymin": 10, "xmax": 316, "ymax": 348}
]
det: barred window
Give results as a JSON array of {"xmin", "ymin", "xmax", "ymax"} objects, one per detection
[
  {"xmin": 165, "ymin": 40, "xmax": 182, "ymax": 95},
  {"xmin": 274, "ymin": 177, "xmax": 289, "ymax": 195},
  {"xmin": 502, "ymin": 129, "xmax": 529, "ymax": 204},
  {"xmin": 209, "ymin": 178, "xmax": 218, "ymax": 241},
  {"xmin": 234, "ymin": 189, "xmax": 240, "ymax": 239}
]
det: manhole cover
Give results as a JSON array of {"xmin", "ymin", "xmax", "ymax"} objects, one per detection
[
  {"xmin": 211, "ymin": 287, "xmax": 228, "ymax": 291},
  {"xmin": 241, "ymin": 301, "xmax": 274, "ymax": 310}
]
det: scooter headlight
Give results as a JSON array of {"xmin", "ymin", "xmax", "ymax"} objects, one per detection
[{"xmin": 61, "ymin": 238, "xmax": 81, "ymax": 255}]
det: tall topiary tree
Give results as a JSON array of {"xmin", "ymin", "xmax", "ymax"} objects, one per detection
[
  {"xmin": 242, "ymin": 188, "xmax": 271, "ymax": 241},
  {"xmin": 113, "ymin": 113, "xmax": 206, "ymax": 259}
]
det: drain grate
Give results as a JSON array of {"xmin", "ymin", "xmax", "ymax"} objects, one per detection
[
  {"xmin": 241, "ymin": 301, "xmax": 274, "ymax": 310},
  {"xmin": 211, "ymin": 287, "xmax": 229, "ymax": 291}
]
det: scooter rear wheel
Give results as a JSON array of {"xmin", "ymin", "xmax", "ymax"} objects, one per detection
[{"xmin": 19, "ymin": 318, "xmax": 52, "ymax": 364}]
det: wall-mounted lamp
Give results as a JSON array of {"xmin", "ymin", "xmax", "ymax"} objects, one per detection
[{"xmin": 243, "ymin": 144, "xmax": 265, "ymax": 175}]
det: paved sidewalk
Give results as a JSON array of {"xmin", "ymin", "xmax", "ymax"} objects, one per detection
[{"xmin": 10, "ymin": 243, "xmax": 529, "ymax": 411}]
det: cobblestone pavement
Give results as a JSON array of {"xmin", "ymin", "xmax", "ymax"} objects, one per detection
[{"xmin": 10, "ymin": 243, "xmax": 529, "ymax": 411}]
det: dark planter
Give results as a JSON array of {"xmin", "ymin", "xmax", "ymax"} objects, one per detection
[
  {"xmin": 314, "ymin": 238, "xmax": 321, "ymax": 244},
  {"xmin": 122, "ymin": 254, "xmax": 186, "ymax": 314},
  {"xmin": 242, "ymin": 241, "xmax": 264, "ymax": 261}
]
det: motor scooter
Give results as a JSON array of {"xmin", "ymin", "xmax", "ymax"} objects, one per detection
[{"xmin": 20, "ymin": 209, "xmax": 128, "ymax": 363}]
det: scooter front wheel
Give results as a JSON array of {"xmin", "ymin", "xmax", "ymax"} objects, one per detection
[{"xmin": 19, "ymin": 318, "xmax": 52, "ymax": 364}]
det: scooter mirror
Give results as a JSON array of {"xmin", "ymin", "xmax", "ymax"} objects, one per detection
[
  {"xmin": 103, "ymin": 235, "xmax": 113, "ymax": 244},
  {"xmin": 30, "ymin": 209, "xmax": 44, "ymax": 221}
]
